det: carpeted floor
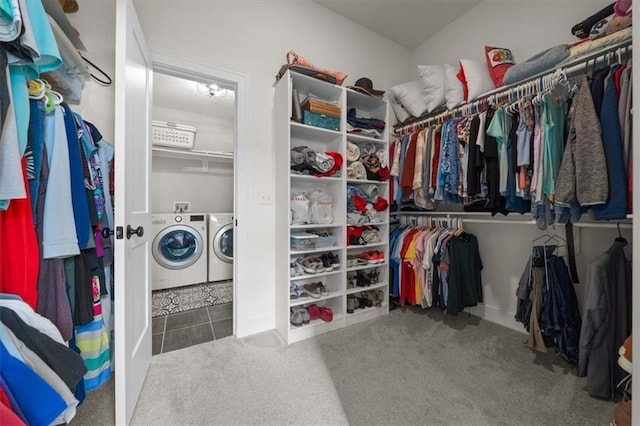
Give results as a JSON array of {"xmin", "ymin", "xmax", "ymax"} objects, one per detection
[{"xmin": 70, "ymin": 307, "xmax": 617, "ymax": 425}]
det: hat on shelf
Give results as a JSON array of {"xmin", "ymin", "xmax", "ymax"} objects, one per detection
[
  {"xmin": 348, "ymin": 77, "xmax": 385, "ymax": 99},
  {"xmin": 58, "ymin": 0, "xmax": 79, "ymax": 13}
]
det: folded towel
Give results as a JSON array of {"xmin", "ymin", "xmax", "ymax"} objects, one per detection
[
  {"xmin": 361, "ymin": 142, "xmax": 376, "ymax": 156},
  {"xmin": 502, "ymin": 45, "xmax": 570, "ymax": 86},
  {"xmin": 346, "ymin": 141, "xmax": 360, "ymax": 162},
  {"xmin": 292, "ymin": 145, "xmax": 316, "ymax": 162},
  {"xmin": 312, "ymin": 152, "xmax": 335, "ymax": 173},
  {"xmin": 346, "ymin": 161, "xmax": 366, "ymax": 180},
  {"xmin": 291, "ymin": 150, "xmax": 305, "ymax": 165},
  {"xmin": 347, "ymin": 212, "xmax": 368, "ymax": 226}
]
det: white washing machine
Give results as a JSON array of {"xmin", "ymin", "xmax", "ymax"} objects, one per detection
[
  {"xmin": 208, "ymin": 213, "xmax": 234, "ymax": 282},
  {"xmin": 151, "ymin": 213, "xmax": 208, "ymax": 290}
]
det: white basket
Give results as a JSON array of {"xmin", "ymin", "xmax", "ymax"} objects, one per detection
[{"xmin": 152, "ymin": 120, "xmax": 196, "ymax": 150}]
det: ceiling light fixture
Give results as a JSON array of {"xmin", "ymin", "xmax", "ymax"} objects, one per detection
[{"xmin": 196, "ymin": 82, "xmax": 228, "ymax": 97}]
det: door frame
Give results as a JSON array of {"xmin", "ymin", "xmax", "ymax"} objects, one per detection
[{"xmin": 151, "ymin": 53, "xmax": 249, "ymax": 337}]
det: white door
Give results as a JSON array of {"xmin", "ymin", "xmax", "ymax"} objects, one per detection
[{"xmin": 113, "ymin": 0, "xmax": 153, "ymax": 424}]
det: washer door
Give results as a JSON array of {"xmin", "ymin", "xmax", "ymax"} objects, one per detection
[
  {"xmin": 213, "ymin": 223, "xmax": 233, "ymax": 263},
  {"xmin": 153, "ymin": 224, "xmax": 204, "ymax": 270}
]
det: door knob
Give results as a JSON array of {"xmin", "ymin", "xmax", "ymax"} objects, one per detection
[
  {"xmin": 102, "ymin": 227, "xmax": 114, "ymax": 239},
  {"xmin": 126, "ymin": 225, "xmax": 144, "ymax": 239}
]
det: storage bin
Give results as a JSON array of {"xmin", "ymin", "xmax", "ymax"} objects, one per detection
[
  {"xmin": 314, "ymin": 235, "xmax": 337, "ymax": 248},
  {"xmin": 291, "ymin": 233, "xmax": 318, "ymax": 250},
  {"xmin": 302, "ymin": 111, "xmax": 340, "ymax": 131}
]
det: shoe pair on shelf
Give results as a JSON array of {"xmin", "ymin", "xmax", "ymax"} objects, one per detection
[
  {"xmin": 292, "ymin": 255, "xmax": 336, "ymax": 275},
  {"xmin": 290, "ymin": 304, "xmax": 333, "ymax": 326},
  {"xmin": 303, "ymin": 282, "xmax": 330, "ymax": 298},
  {"xmin": 347, "ymin": 290, "xmax": 384, "ymax": 313},
  {"xmin": 358, "ymin": 250, "xmax": 384, "ymax": 264}
]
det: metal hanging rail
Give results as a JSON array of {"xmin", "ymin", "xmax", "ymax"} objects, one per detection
[{"xmin": 393, "ymin": 38, "xmax": 632, "ymax": 135}]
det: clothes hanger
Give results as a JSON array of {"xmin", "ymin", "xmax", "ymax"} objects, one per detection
[
  {"xmin": 27, "ymin": 80, "xmax": 45, "ymax": 99},
  {"xmin": 615, "ymin": 222, "xmax": 627, "ymax": 243}
]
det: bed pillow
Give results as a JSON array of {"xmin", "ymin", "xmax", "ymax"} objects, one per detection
[
  {"xmin": 389, "ymin": 100, "xmax": 411, "ymax": 123},
  {"xmin": 417, "ymin": 65, "xmax": 445, "ymax": 113},
  {"xmin": 502, "ymin": 45, "xmax": 570, "ymax": 85},
  {"xmin": 485, "ymin": 46, "xmax": 515, "ymax": 87},
  {"xmin": 458, "ymin": 59, "xmax": 496, "ymax": 102},
  {"xmin": 388, "ymin": 80, "xmax": 428, "ymax": 118},
  {"xmin": 443, "ymin": 64, "xmax": 464, "ymax": 110}
]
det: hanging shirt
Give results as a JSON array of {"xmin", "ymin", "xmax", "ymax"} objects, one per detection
[
  {"xmin": 486, "ymin": 107, "xmax": 508, "ymax": 196},
  {"xmin": 541, "ymin": 92, "xmax": 566, "ymax": 198}
]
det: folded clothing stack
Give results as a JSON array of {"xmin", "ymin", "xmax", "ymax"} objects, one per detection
[
  {"xmin": 346, "ymin": 184, "xmax": 388, "ymax": 225},
  {"xmin": 347, "ymin": 225, "xmax": 382, "ymax": 246},
  {"xmin": 346, "ymin": 141, "xmax": 389, "ymax": 181},
  {"xmin": 290, "ymin": 145, "xmax": 343, "ymax": 177},
  {"xmin": 346, "ymin": 108, "xmax": 386, "ymax": 139}
]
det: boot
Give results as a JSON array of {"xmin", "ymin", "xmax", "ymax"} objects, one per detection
[{"xmin": 610, "ymin": 400, "xmax": 631, "ymax": 426}]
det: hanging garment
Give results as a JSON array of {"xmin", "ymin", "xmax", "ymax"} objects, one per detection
[
  {"xmin": 578, "ymin": 241, "xmax": 631, "ymax": 399},
  {"xmin": 555, "ymin": 75, "xmax": 608, "ymax": 207},
  {"xmin": 593, "ymin": 65, "xmax": 628, "ymax": 220}
]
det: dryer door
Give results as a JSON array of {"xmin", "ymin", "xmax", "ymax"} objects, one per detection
[
  {"xmin": 213, "ymin": 223, "xmax": 233, "ymax": 263},
  {"xmin": 152, "ymin": 224, "xmax": 204, "ymax": 270}
]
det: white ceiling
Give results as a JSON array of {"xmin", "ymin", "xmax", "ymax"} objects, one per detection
[
  {"xmin": 153, "ymin": 72, "xmax": 235, "ymax": 119},
  {"xmin": 313, "ymin": 0, "xmax": 482, "ymax": 49}
]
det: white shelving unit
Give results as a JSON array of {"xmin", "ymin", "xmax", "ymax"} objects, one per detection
[{"xmin": 275, "ymin": 70, "xmax": 390, "ymax": 344}]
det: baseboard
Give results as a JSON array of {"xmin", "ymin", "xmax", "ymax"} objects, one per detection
[{"xmin": 469, "ymin": 304, "xmax": 527, "ymax": 335}]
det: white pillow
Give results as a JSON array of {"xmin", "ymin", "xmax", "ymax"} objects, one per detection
[
  {"xmin": 390, "ymin": 101, "xmax": 410, "ymax": 123},
  {"xmin": 443, "ymin": 64, "xmax": 464, "ymax": 110},
  {"xmin": 388, "ymin": 80, "xmax": 428, "ymax": 118},
  {"xmin": 417, "ymin": 65, "xmax": 445, "ymax": 113},
  {"xmin": 459, "ymin": 58, "xmax": 496, "ymax": 101}
]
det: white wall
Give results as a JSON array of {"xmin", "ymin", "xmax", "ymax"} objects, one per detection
[
  {"xmin": 70, "ymin": 0, "xmax": 412, "ymax": 336},
  {"xmin": 411, "ymin": 0, "xmax": 612, "ymax": 75},
  {"xmin": 409, "ymin": 0, "xmax": 627, "ymax": 332}
]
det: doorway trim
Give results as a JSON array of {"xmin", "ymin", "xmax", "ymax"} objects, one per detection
[{"xmin": 151, "ymin": 53, "xmax": 250, "ymax": 337}]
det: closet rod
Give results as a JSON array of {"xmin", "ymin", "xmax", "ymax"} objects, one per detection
[
  {"xmin": 393, "ymin": 38, "xmax": 632, "ymax": 134},
  {"xmin": 393, "ymin": 213, "xmax": 632, "ymax": 228}
]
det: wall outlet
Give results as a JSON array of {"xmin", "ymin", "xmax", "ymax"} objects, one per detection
[{"xmin": 173, "ymin": 201, "xmax": 191, "ymax": 213}]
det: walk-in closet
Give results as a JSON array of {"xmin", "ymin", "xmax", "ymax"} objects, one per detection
[{"xmin": 0, "ymin": 0, "xmax": 637, "ymax": 425}]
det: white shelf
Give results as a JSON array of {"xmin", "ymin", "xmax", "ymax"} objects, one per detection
[
  {"xmin": 347, "ymin": 242, "xmax": 387, "ymax": 250},
  {"xmin": 347, "ymin": 262, "xmax": 388, "ymax": 272},
  {"xmin": 152, "ymin": 146, "xmax": 233, "ymax": 161},
  {"xmin": 345, "ymin": 305, "xmax": 388, "ymax": 327},
  {"xmin": 289, "ymin": 291, "xmax": 342, "ymax": 307},
  {"xmin": 290, "ymin": 173, "xmax": 342, "ymax": 182},
  {"xmin": 276, "ymin": 69, "xmax": 389, "ymax": 345},
  {"xmin": 291, "ymin": 245, "xmax": 343, "ymax": 256},
  {"xmin": 291, "ymin": 223, "xmax": 343, "ymax": 230},
  {"xmin": 289, "ymin": 269, "xmax": 343, "ymax": 282},
  {"xmin": 346, "ymin": 133, "xmax": 388, "ymax": 144},
  {"xmin": 346, "ymin": 281, "xmax": 388, "ymax": 295}
]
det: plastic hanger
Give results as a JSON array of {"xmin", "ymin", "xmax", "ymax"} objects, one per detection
[{"xmin": 27, "ymin": 79, "xmax": 46, "ymax": 99}]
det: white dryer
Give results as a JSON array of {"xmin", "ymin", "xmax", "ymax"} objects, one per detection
[
  {"xmin": 151, "ymin": 213, "xmax": 208, "ymax": 290},
  {"xmin": 208, "ymin": 213, "xmax": 233, "ymax": 282}
]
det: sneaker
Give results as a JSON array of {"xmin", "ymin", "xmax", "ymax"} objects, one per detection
[
  {"xmin": 306, "ymin": 304, "xmax": 320, "ymax": 321},
  {"xmin": 319, "ymin": 307, "xmax": 333, "ymax": 322},
  {"xmin": 347, "ymin": 295, "xmax": 356, "ymax": 314},
  {"xmin": 619, "ymin": 336, "xmax": 632, "ymax": 374}
]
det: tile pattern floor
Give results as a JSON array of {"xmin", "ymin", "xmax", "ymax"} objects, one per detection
[
  {"xmin": 152, "ymin": 280, "xmax": 232, "ymax": 317},
  {"xmin": 152, "ymin": 303, "xmax": 233, "ymax": 355}
]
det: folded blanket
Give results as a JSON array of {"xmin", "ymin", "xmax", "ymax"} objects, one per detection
[
  {"xmin": 290, "ymin": 150, "xmax": 305, "ymax": 165},
  {"xmin": 502, "ymin": 45, "xmax": 570, "ymax": 86},
  {"xmin": 361, "ymin": 142, "xmax": 376, "ymax": 156},
  {"xmin": 346, "ymin": 141, "xmax": 360, "ymax": 162},
  {"xmin": 292, "ymin": 145, "xmax": 316, "ymax": 162}
]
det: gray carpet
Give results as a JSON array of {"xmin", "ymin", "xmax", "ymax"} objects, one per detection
[{"xmin": 71, "ymin": 308, "xmax": 616, "ymax": 425}]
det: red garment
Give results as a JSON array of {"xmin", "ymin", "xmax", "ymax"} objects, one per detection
[
  {"xmin": 614, "ymin": 64, "xmax": 627, "ymax": 99},
  {"xmin": 0, "ymin": 160, "xmax": 39, "ymax": 309},
  {"xmin": 351, "ymin": 195, "xmax": 368, "ymax": 214},
  {"xmin": 0, "ymin": 402, "xmax": 25, "ymax": 426},
  {"xmin": 398, "ymin": 229, "xmax": 420, "ymax": 306},
  {"xmin": 400, "ymin": 131, "xmax": 419, "ymax": 200}
]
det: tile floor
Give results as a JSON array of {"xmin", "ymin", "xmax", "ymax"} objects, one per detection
[{"xmin": 152, "ymin": 302, "xmax": 233, "ymax": 355}]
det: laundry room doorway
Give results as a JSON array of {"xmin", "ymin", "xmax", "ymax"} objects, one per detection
[{"xmin": 148, "ymin": 55, "xmax": 247, "ymax": 354}]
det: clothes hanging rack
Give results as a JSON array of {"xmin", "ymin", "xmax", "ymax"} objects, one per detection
[
  {"xmin": 393, "ymin": 38, "xmax": 632, "ymax": 135},
  {"xmin": 391, "ymin": 212, "xmax": 632, "ymax": 229}
]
